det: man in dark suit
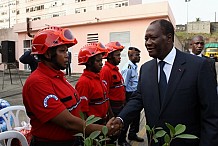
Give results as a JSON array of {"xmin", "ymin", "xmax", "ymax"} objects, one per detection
[
  {"xmin": 113, "ymin": 19, "xmax": 218, "ymax": 146},
  {"xmin": 190, "ymin": 35, "xmax": 217, "ymax": 82}
]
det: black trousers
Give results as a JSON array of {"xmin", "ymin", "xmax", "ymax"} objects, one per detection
[
  {"xmin": 118, "ymin": 91, "xmax": 140, "ymax": 142},
  {"xmin": 66, "ymin": 63, "xmax": 71, "ymax": 76}
]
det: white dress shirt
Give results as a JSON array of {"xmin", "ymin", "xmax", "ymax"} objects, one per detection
[{"xmin": 157, "ymin": 47, "xmax": 176, "ymax": 83}]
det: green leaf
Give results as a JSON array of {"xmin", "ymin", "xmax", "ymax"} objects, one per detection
[
  {"xmin": 89, "ymin": 131, "xmax": 101, "ymax": 139},
  {"xmin": 175, "ymin": 124, "xmax": 186, "ymax": 135},
  {"xmin": 155, "ymin": 130, "xmax": 166, "ymax": 138},
  {"xmin": 102, "ymin": 126, "xmax": 108, "ymax": 135},
  {"xmin": 162, "ymin": 143, "xmax": 169, "ymax": 146},
  {"xmin": 74, "ymin": 133, "xmax": 83, "ymax": 137},
  {"xmin": 84, "ymin": 138, "xmax": 92, "ymax": 146},
  {"xmin": 175, "ymin": 134, "xmax": 198, "ymax": 139},
  {"xmin": 93, "ymin": 139, "xmax": 101, "ymax": 146},
  {"xmin": 99, "ymin": 135, "xmax": 103, "ymax": 140},
  {"xmin": 86, "ymin": 115, "xmax": 95, "ymax": 121},
  {"xmin": 86, "ymin": 117, "xmax": 101, "ymax": 126},
  {"xmin": 153, "ymin": 137, "xmax": 158, "ymax": 143},
  {"xmin": 79, "ymin": 111, "xmax": 85, "ymax": 120},
  {"xmin": 165, "ymin": 123, "xmax": 175, "ymax": 137},
  {"xmin": 155, "ymin": 127, "xmax": 163, "ymax": 130},
  {"xmin": 99, "ymin": 137, "xmax": 110, "ymax": 142},
  {"xmin": 145, "ymin": 125, "xmax": 151, "ymax": 131},
  {"xmin": 164, "ymin": 134, "xmax": 170, "ymax": 143}
]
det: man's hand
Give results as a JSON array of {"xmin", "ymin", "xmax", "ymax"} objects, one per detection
[{"xmin": 106, "ymin": 117, "xmax": 123, "ymax": 136}]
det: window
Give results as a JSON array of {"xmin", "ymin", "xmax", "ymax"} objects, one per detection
[
  {"xmin": 75, "ymin": 8, "xmax": 80, "ymax": 13},
  {"xmin": 97, "ymin": 5, "xmax": 102, "ymax": 10},
  {"xmin": 87, "ymin": 33, "xmax": 98, "ymax": 43},
  {"xmin": 76, "ymin": 0, "xmax": 86, "ymax": 2},
  {"xmin": 53, "ymin": 14, "xmax": 59, "ymax": 17},
  {"xmin": 75, "ymin": 7, "xmax": 86, "ymax": 13},
  {"xmin": 23, "ymin": 40, "xmax": 32, "ymax": 48}
]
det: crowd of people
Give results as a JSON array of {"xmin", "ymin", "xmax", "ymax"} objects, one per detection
[{"xmin": 18, "ymin": 19, "xmax": 218, "ymax": 146}]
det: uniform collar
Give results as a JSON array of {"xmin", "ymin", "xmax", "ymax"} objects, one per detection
[
  {"xmin": 128, "ymin": 60, "xmax": 137, "ymax": 69},
  {"xmin": 83, "ymin": 69, "xmax": 100, "ymax": 79},
  {"xmin": 37, "ymin": 62, "xmax": 65, "ymax": 78},
  {"xmin": 105, "ymin": 61, "xmax": 119, "ymax": 71}
]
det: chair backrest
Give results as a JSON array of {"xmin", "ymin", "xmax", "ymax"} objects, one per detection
[
  {"xmin": 0, "ymin": 105, "xmax": 30, "ymax": 131},
  {"xmin": 0, "ymin": 131, "xmax": 28, "ymax": 146}
]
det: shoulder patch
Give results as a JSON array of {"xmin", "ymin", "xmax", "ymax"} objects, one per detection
[
  {"xmin": 128, "ymin": 64, "xmax": 131, "ymax": 69},
  {"xmin": 43, "ymin": 94, "xmax": 58, "ymax": 107}
]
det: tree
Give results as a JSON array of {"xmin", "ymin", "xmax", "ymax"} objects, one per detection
[{"xmin": 196, "ymin": 18, "xmax": 201, "ymax": 22}]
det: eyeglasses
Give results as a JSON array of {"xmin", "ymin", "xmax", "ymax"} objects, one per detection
[{"xmin": 194, "ymin": 42, "xmax": 204, "ymax": 45}]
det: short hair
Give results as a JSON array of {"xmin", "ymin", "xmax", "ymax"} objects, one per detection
[
  {"xmin": 191, "ymin": 35, "xmax": 204, "ymax": 42},
  {"xmin": 128, "ymin": 47, "xmax": 141, "ymax": 52},
  {"xmin": 150, "ymin": 19, "xmax": 175, "ymax": 42},
  {"xmin": 128, "ymin": 47, "xmax": 140, "ymax": 57}
]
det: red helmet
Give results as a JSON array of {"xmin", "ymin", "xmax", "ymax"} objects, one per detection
[
  {"xmin": 104, "ymin": 42, "xmax": 124, "ymax": 58},
  {"xmin": 78, "ymin": 42, "xmax": 108, "ymax": 65},
  {"xmin": 32, "ymin": 26, "xmax": 77, "ymax": 55}
]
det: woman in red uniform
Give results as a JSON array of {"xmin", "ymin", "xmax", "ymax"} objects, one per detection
[
  {"xmin": 76, "ymin": 43, "xmax": 113, "ymax": 125},
  {"xmin": 22, "ymin": 26, "xmax": 118, "ymax": 146}
]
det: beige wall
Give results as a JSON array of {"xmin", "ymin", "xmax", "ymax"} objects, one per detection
[
  {"xmin": 13, "ymin": 1, "xmax": 177, "ymax": 73},
  {"xmin": 187, "ymin": 21, "xmax": 210, "ymax": 34}
]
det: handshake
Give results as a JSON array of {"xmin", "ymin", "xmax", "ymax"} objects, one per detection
[{"xmin": 105, "ymin": 117, "xmax": 123, "ymax": 136}]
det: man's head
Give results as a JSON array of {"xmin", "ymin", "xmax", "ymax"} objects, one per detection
[
  {"xmin": 105, "ymin": 42, "xmax": 124, "ymax": 66},
  {"xmin": 128, "ymin": 47, "xmax": 141, "ymax": 64},
  {"xmin": 32, "ymin": 26, "xmax": 77, "ymax": 70},
  {"xmin": 191, "ymin": 35, "xmax": 205, "ymax": 55},
  {"xmin": 78, "ymin": 43, "xmax": 107, "ymax": 73},
  {"xmin": 145, "ymin": 19, "xmax": 174, "ymax": 60}
]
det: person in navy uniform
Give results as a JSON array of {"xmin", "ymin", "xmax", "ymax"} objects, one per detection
[
  {"xmin": 19, "ymin": 49, "xmax": 38, "ymax": 73},
  {"xmin": 120, "ymin": 47, "xmax": 144, "ymax": 143},
  {"xmin": 66, "ymin": 51, "xmax": 72, "ymax": 76}
]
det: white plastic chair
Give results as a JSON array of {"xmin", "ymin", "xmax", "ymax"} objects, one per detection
[
  {"xmin": 0, "ymin": 131, "xmax": 28, "ymax": 146},
  {"xmin": 0, "ymin": 105, "xmax": 30, "ymax": 131}
]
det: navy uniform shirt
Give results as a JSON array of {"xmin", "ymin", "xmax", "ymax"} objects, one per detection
[{"xmin": 121, "ymin": 60, "xmax": 138, "ymax": 92}]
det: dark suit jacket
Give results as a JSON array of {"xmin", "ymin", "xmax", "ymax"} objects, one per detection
[
  {"xmin": 202, "ymin": 55, "xmax": 217, "ymax": 83},
  {"xmin": 119, "ymin": 49, "xmax": 218, "ymax": 146}
]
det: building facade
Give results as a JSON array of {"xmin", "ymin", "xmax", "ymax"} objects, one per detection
[
  {"xmin": 187, "ymin": 21, "xmax": 210, "ymax": 34},
  {"xmin": 0, "ymin": 0, "xmax": 142, "ymax": 29},
  {"xmin": 10, "ymin": 1, "xmax": 178, "ymax": 73}
]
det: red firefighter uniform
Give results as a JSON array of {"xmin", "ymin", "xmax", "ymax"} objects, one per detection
[
  {"xmin": 76, "ymin": 69, "xmax": 109, "ymax": 118},
  {"xmin": 23, "ymin": 62, "xmax": 81, "ymax": 141},
  {"xmin": 100, "ymin": 61, "xmax": 126, "ymax": 107}
]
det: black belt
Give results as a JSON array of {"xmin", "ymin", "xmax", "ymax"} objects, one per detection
[{"xmin": 30, "ymin": 136, "xmax": 80, "ymax": 146}]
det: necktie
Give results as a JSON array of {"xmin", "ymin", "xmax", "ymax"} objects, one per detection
[{"xmin": 159, "ymin": 61, "xmax": 167, "ymax": 105}]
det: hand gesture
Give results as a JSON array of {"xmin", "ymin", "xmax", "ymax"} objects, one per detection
[{"xmin": 106, "ymin": 117, "xmax": 122, "ymax": 136}]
